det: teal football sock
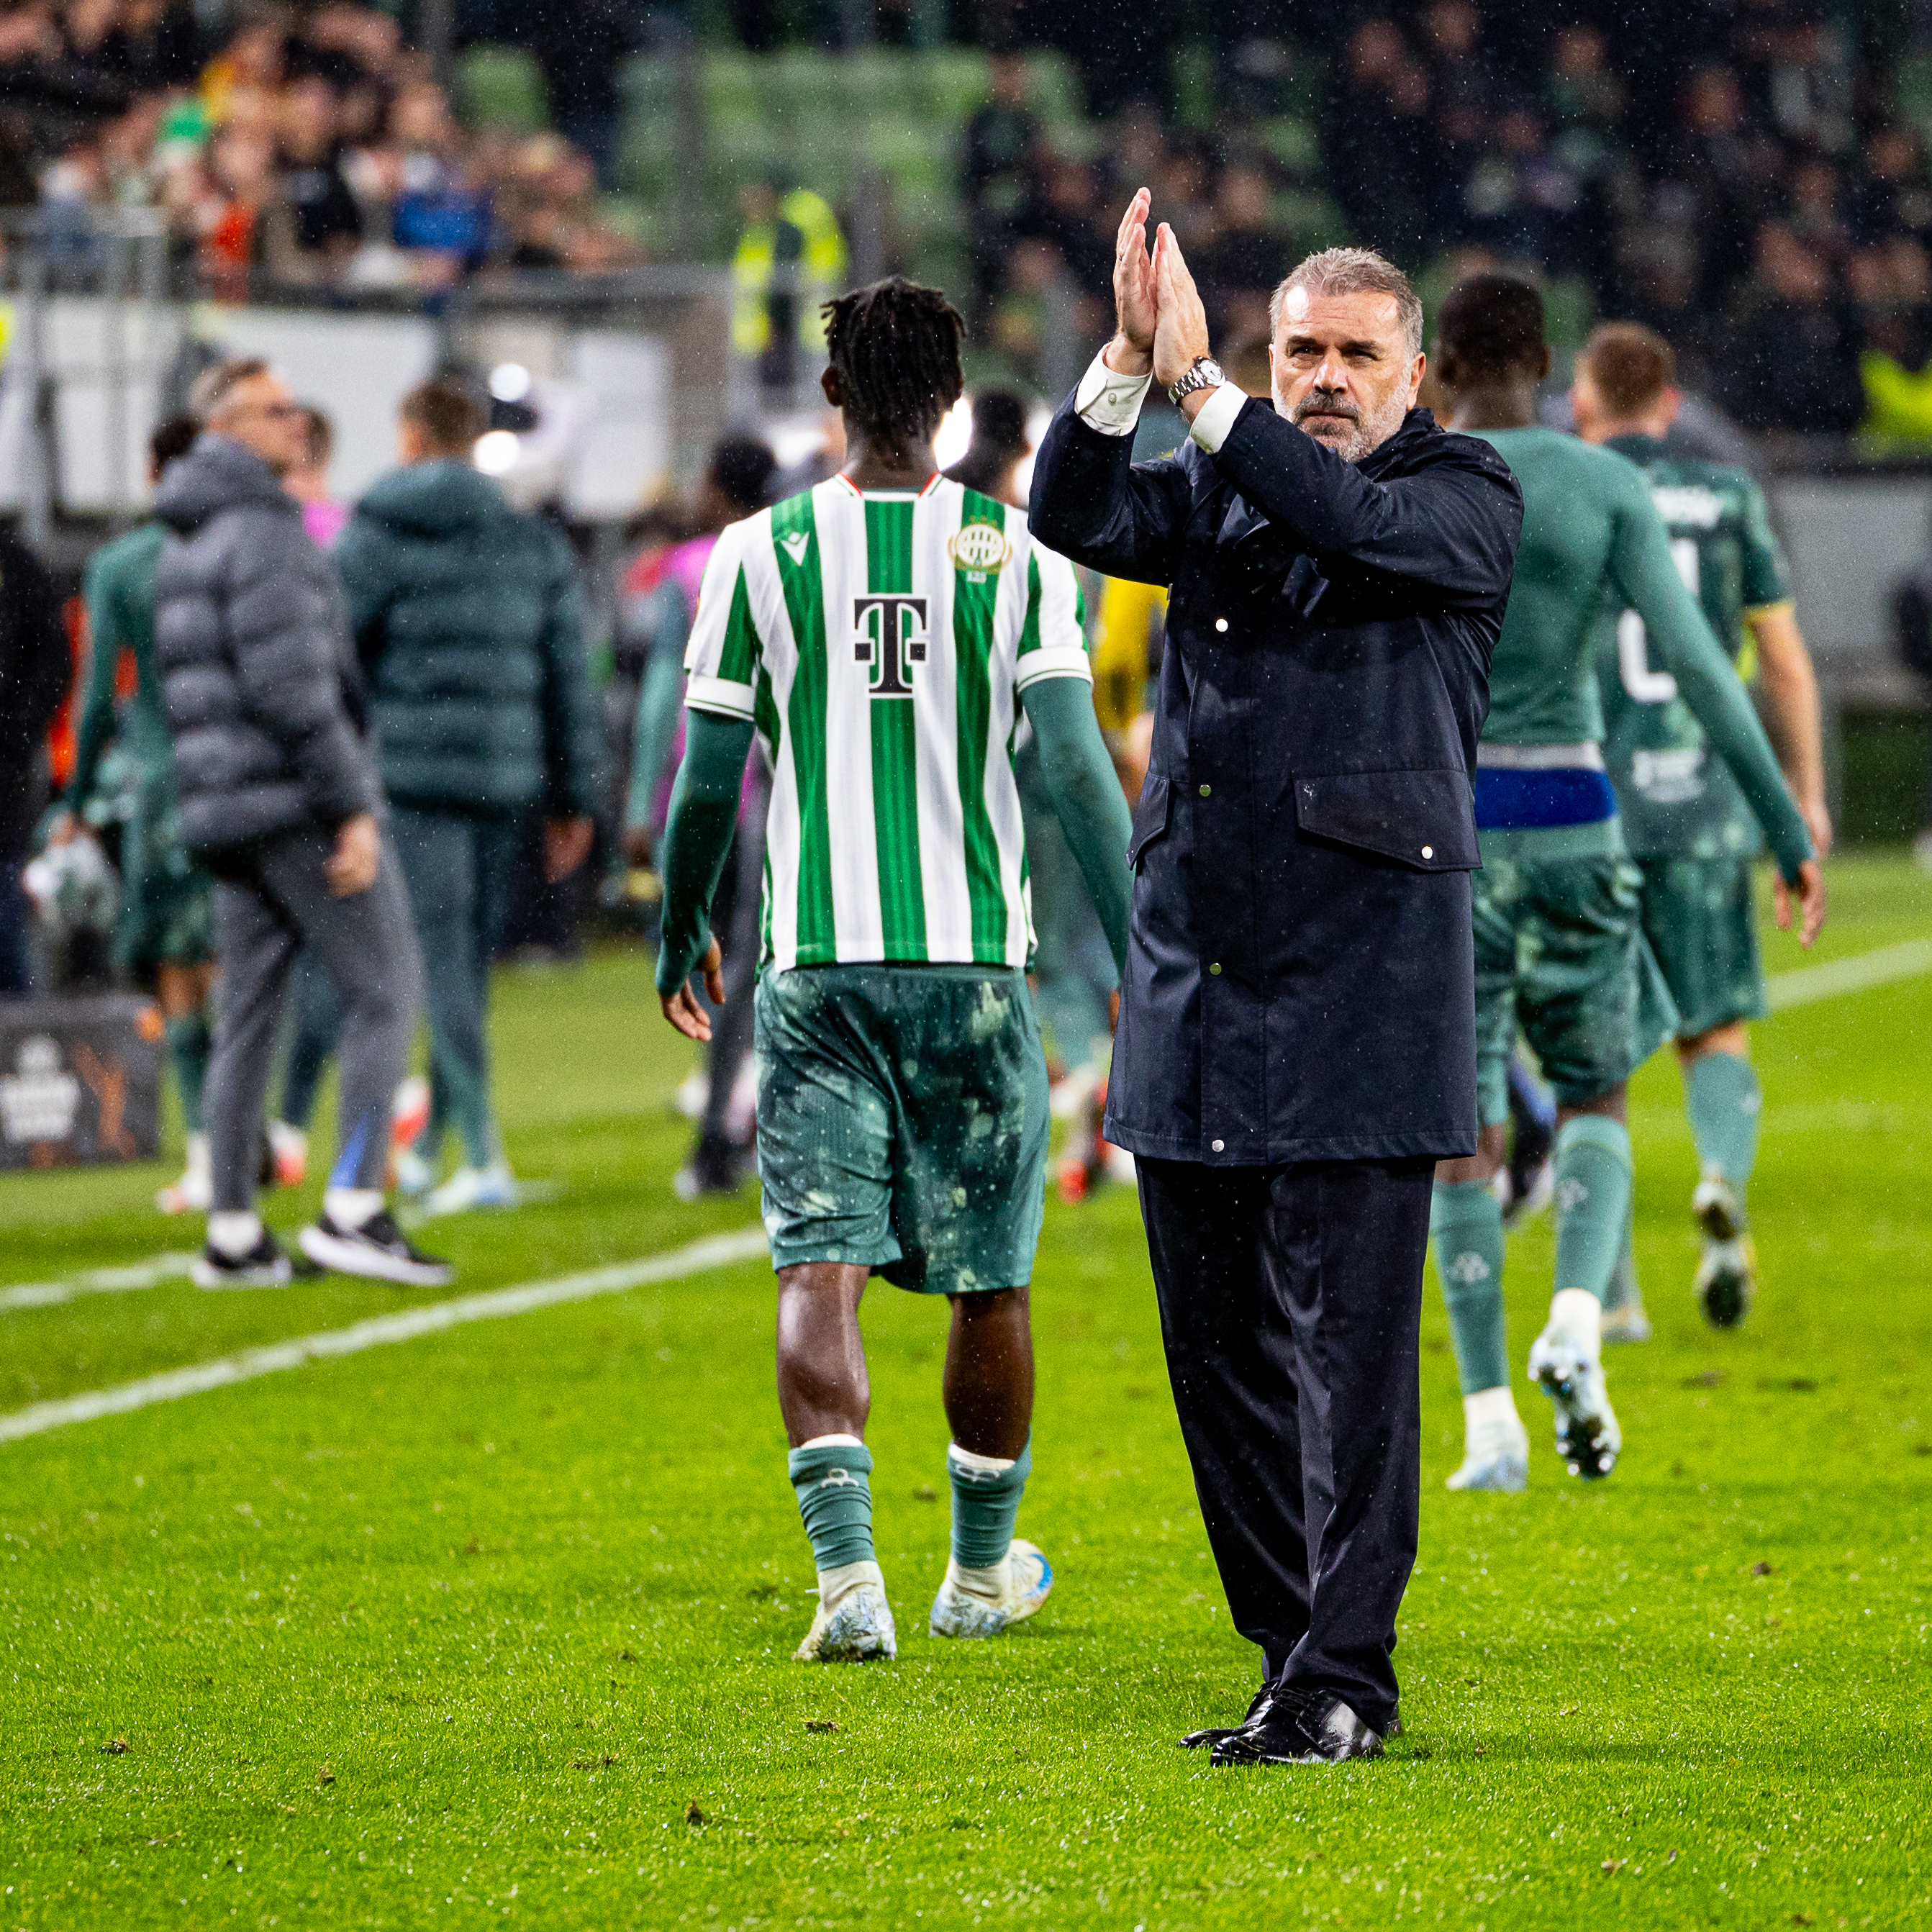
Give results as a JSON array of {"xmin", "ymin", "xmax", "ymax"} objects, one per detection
[
  {"xmin": 1603, "ymin": 1199, "xmax": 1639, "ymax": 1313},
  {"xmin": 163, "ymin": 1010, "xmax": 211, "ymax": 1136},
  {"xmin": 947, "ymin": 1440, "xmax": 1032, "ymax": 1570},
  {"xmin": 788, "ymin": 1437, "xmax": 875, "ymax": 1572},
  {"xmin": 1430, "ymin": 1179, "xmax": 1510, "ymax": 1394},
  {"xmin": 1552, "ymin": 1115, "xmax": 1634, "ymax": 1306},
  {"xmin": 1686, "ymin": 1051, "xmax": 1760, "ymax": 1213}
]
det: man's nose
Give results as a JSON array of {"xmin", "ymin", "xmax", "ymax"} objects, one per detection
[{"xmin": 1315, "ymin": 351, "xmax": 1353, "ymax": 393}]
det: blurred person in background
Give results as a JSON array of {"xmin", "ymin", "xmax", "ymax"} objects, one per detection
[
  {"xmin": 156, "ymin": 355, "xmax": 445, "ymax": 1288},
  {"xmin": 624, "ymin": 433, "xmax": 775, "ymax": 1199},
  {"xmin": 48, "ymin": 412, "xmax": 214, "ymax": 1207},
  {"xmin": 333, "ymin": 376, "xmax": 598, "ymax": 1217},
  {"xmin": 733, "ymin": 166, "xmax": 848, "ymax": 396},
  {"xmin": 0, "ymin": 506, "xmax": 73, "ymax": 994},
  {"xmin": 266, "ymin": 72, "xmax": 362, "ymax": 283}
]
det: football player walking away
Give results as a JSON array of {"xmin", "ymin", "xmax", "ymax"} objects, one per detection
[
  {"xmin": 1573, "ymin": 322, "xmax": 1833, "ymax": 1331},
  {"xmin": 50, "ymin": 414, "xmax": 217, "ymax": 1215},
  {"xmin": 655, "ymin": 279, "xmax": 1133, "ymax": 1661},
  {"xmin": 1428, "ymin": 280, "xmax": 1823, "ymax": 1492}
]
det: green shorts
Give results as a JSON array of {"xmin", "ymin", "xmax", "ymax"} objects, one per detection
[
  {"xmin": 1474, "ymin": 837, "xmax": 1678, "ymax": 1125},
  {"xmin": 754, "ymin": 962, "xmax": 1051, "ymax": 1295},
  {"xmin": 1633, "ymin": 853, "xmax": 1766, "ymax": 1040},
  {"xmin": 96, "ymin": 753, "xmax": 215, "ymax": 976}
]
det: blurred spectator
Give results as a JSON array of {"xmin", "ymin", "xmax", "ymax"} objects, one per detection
[
  {"xmin": 1720, "ymin": 222, "xmax": 1864, "ymax": 434},
  {"xmin": 384, "ymin": 81, "xmax": 491, "ymax": 288},
  {"xmin": 286, "ymin": 403, "xmax": 346, "ymax": 548},
  {"xmin": 943, "ymin": 387, "xmax": 1030, "ymax": 502},
  {"xmin": 1197, "ymin": 162, "xmax": 1282, "ymax": 342},
  {"xmin": 269, "ymin": 74, "xmax": 360, "ymax": 281},
  {"xmin": 731, "ymin": 168, "xmax": 846, "ymax": 394},
  {"xmin": 529, "ymin": 0, "xmax": 635, "ymax": 190}
]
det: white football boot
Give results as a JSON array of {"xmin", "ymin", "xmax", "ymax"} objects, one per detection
[
  {"xmin": 1445, "ymin": 1391, "xmax": 1529, "ymax": 1492},
  {"xmin": 1528, "ymin": 1289, "xmax": 1621, "ymax": 1480},
  {"xmin": 155, "ymin": 1133, "xmax": 212, "ymax": 1215},
  {"xmin": 421, "ymin": 1159, "xmax": 518, "ymax": 1218},
  {"xmin": 929, "ymin": 1539, "xmax": 1053, "ymax": 1638},
  {"xmin": 794, "ymin": 1561, "xmax": 897, "ymax": 1663}
]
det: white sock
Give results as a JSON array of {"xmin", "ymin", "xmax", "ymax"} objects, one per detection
[
  {"xmin": 800, "ymin": 1432, "xmax": 863, "ymax": 1448},
  {"xmin": 183, "ymin": 1132, "xmax": 209, "ymax": 1176},
  {"xmin": 816, "ymin": 1558, "xmax": 884, "ymax": 1610},
  {"xmin": 947, "ymin": 1441, "xmax": 1017, "ymax": 1476},
  {"xmin": 324, "ymin": 1187, "xmax": 384, "ymax": 1231},
  {"xmin": 1548, "ymin": 1287, "xmax": 1602, "ymax": 1358},
  {"xmin": 1462, "ymin": 1385, "xmax": 1523, "ymax": 1457},
  {"xmin": 207, "ymin": 1210, "xmax": 263, "ymax": 1257}
]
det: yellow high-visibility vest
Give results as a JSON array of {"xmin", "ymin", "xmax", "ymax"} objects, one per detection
[
  {"xmin": 1092, "ymin": 575, "xmax": 1166, "ymax": 731},
  {"xmin": 732, "ymin": 188, "xmax": 849, "ymax": 355}
]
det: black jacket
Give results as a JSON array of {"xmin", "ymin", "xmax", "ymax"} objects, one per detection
[
  {"xmin": 1030, "ymin": 394, "xmax": 1522, "ymax": 1164},
  {"xmin": 0, "ymin": 523, "xmax": 70, "ymax": 860},
  {"xmin": 154, "ymin": 435, "xmax": 384, "ymax": 860}
]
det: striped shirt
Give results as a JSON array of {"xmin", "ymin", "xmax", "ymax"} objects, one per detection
[{"xmin": 683, "ymin": 472, "xmax": 1091, "ymax": 971}]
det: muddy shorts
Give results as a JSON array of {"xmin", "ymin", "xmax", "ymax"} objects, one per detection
[{"xmin": 754, "ymin": 963, "xmax": 1050, "ymax": 1294}]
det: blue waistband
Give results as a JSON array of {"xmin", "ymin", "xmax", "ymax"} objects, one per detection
[{"xmin": 1474, "ymin": 766, "xmax": 1619, "ymax": 830}]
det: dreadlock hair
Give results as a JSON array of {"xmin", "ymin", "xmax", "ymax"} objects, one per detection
[{"xmin": 822, "ymin": 276, "xmax": 965, "ymax": 446}]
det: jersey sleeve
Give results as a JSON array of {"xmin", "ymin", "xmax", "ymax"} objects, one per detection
[
  {"xmin": 681, "ymin": 519, "xmax": 763, "ymax": 721},
  {"xmin": 1012, "ymin": 541, "xmax": 1092, "ymax": 689},
  {"xmin": 1737, "ymin": 477, "xmax": 1792, "ymax": 613}
]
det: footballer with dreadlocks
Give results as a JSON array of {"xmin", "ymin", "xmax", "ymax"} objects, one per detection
[{"xmin": 654, "ymin": 276, "xmax": 1133, "ymax": 1664}]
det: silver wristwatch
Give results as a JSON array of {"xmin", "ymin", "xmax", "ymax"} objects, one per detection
[{"xmin": 1167, "ymin": 355, "xmax": 1225, "ymax": 406}]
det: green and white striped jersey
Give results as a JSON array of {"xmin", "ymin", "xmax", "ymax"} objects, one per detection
[{"xmin": 684, "ymin": 472, "xmax": 1090, "ymax": 971}]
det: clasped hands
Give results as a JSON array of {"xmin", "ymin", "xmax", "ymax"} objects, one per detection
[{"xmin": 1103, "ymin": 187, "xmax": 1216, "ymax": 404}]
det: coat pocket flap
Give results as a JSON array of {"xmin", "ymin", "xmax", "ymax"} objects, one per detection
[
  {"xmin": 1292, "ymin": 769, "xmax": 1479, "ymax": 871},
  {"xmin": 1127, "ymin": 774, "xmax": 1171, "ymax": 869}
]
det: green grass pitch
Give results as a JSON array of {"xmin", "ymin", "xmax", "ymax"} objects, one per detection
[{"xmin": 2, "ymin": 856, "xmax": 1929, "ymax": 1929}]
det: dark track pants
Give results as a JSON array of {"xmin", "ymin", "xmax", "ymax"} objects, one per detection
[
  {"xmin": 207, "ymin": 828, "xmax": 422, "ymax": 1211},
  {"xmin": 1136, "ymin": 1154, "xmax": 1433, "ymax": 1733}
]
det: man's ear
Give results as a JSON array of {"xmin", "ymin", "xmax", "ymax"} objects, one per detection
[
  {"xmin": 1409, "ymin": 351, "xmax": 1427, "ymax": 402},
  {"xmin": 820, "ymin": 366, "xmax": 843, "ymax": 409},
  {"xmin": 1537, "ymin": 343, "xmax": 1554, "ymax": 382}
]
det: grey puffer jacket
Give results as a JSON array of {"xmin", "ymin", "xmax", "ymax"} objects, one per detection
[{"xmin": 155, "ymin": 434, "xmax": 385, "ymax": 859}]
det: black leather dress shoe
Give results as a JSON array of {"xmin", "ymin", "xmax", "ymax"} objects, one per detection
[
  {"xmin": 1209, "ymin": 1689, "xmax": 1384, "ymax": 1766},
  {"xmin": 1184, "ymin": 1686, "xmax": 1400, "ymax": 1750},
  {"xmin": 1180, "ymin": 1680, "xmax": 1277, "ymax": 1751}
]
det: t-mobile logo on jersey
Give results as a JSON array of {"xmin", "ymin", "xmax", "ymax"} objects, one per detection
[{"xmin": 853, "ymin": 594, "xmax": 928, "ymax": 696}]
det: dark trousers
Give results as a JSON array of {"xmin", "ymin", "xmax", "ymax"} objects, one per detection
[
  {"xmin": 207, "ymin": 830, "xmax": 422, "ymax": 1210},
  {"xmin": 1136, "ymin": 1154, "xmax": 1433, "ymax": 1731}
]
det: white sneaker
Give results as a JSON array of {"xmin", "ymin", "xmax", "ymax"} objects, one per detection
[
  {"xmin": 394, "ymin": 1145, "xmax": 437, "ymax": 1199},
  {"xmin": 1446, "ymin": 1414, "xmax": 1529, "ymax": 1492},
  {"xmin": 1528, "ymin": 1320, "xmax": 1620, "ymax": 1480},
  {"xmin": 421, "ymin": 1160, "xmax": 517, "ymax": 1218},
  {"xmin": 1600, "ymin": 1289, "xmax": 1654, "ymax": 1345},
  {"xmin": 929, "ymin": 1540, "xmax": 1053, "ymax": 1638},
  {"xmin": 794, "ymin": 1561, "xmax": 897, "ymax": 1663},
  {"xmin": 155, "ymin": 1133, "xmax": 211, "ymax": 1215}
]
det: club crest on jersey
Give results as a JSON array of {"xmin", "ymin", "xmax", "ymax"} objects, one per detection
[
  {"xmin": 948, "ymin": 521, "xmax": 1010, "ymax": 582},
  {"xmin": 853, "ymin": 594, "xmax": 927, "ymax": 697}
]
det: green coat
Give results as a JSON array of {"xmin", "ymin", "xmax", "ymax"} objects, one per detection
[
  {"xmin": 334, "ymin": 461, "xmax": 599, "ymax": 817},
  {"xmin": 69, "ymin": 521, "xmax": 172, "ymax": 809}
]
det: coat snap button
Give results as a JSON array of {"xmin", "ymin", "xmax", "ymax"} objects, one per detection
[
  {"xmin": 1209, "ymin": 961, "xmax": 1222, "ymax": 976},
  {"xmin": 1214, "ymin": 617, "xmax": 1228, "ymax": 632},
  {"xmin": 1421, "ymin": 845, "xmax": 1433, "ymax": 859},
  {"xmin": 1211, "ymin": 1138, "xmax": 1225, "ymax": 1153},
  {"xmin": 1198, "ymin": 783, "xmax": 1212, "ymax": 798}
]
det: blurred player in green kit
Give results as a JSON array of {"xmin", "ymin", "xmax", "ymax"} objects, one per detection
[
  {"xmin": 1427, "ymin": 278, "xmax": 1824, "ymax": 1494},
  {"xmin": 1573, "ymin": 322, "xmax": 1833, "ymax": 1332}
]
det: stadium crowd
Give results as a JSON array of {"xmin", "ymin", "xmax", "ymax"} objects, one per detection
[
  {"xmin": 962, "ymin": 5, "xmax": 1932, "ymax": 436},
  {"xmin": 1, "ymin": 0, "xmax": 641, "ymax": 298}
]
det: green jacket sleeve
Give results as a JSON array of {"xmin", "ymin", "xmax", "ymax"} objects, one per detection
[
  {"xmin": 625, "ymin": 584, "xmax": 693, "ymax": 833},
  {"xmin": 330, "ymin": 512, "xmax": 402, "ymax": 669},
  {"xmin": 1017, "ymin": 674, "xmax": 1133, "ymax": 974},
  {"xmin": 537, "ymin": 528, "xmax": 601, "ymax": 817},
  {"xmin": 655, "ymin": 707, "xmax": 755, "ymax": 997},
  {"xmin": 1609, "ymin": 482, "xmax": 1813, "ymax": 879},
  {"xmin": 66, "ymin": 552, "xmax": 127, "ymax": 811}
]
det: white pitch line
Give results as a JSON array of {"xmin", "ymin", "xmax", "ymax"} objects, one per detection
[
  {"xmin": 0, "ymin": 1252, "xmax": 200, "ymax": 1312},
  {"xmin": 0, "ymin": 1226, "xmax": 770, "ymax": 1448},
  {"xmin": 1764, "ymin": 935, "xmax": 1932, "ymax": 1012}
]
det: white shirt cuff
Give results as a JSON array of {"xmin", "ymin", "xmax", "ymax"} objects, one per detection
[
  {"xmin": 1187, "ymin": 383, "xmax": 1248, "ymax": 455},
  {"xmin": 1074, "ymin": 350, "xmax": 1151, "ymax": 437}
]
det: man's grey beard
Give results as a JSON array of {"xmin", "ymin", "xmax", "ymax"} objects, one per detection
[{"xmin": 1282, "ymin": 385, "xmax": 1408, "ymax": 463}]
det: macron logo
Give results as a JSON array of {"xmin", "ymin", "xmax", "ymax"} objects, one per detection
[{"xmin": 780, "ymin": 532, "xmax": 811, "ymax": 566}]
